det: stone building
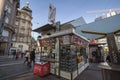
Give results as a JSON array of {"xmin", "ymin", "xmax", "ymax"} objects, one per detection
[
  {"xmin": 0, "ymin": 0, "xmax": 20, "ymax": 55},
  {"xmin": 11, "ymin": 2, "xmax": 32, "ymax": 52}
]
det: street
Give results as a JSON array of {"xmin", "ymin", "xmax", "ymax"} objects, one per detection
[
  {"xmin": 0, "ymin": 54, "xmax": 39, "ymax": 80},
  {"xmin": 12, "ymin": 63, "xmax": 102, "ymax": 80},
  {"xmin": 0, "ymin": 55, "xmax": 102, "ymax": 80}
]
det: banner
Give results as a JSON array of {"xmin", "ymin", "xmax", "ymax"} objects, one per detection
[{"xmin": 48, "ymin": 4, "xmax": 56, "ymax": 24}]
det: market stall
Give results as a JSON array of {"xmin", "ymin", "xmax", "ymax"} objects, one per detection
[
  {"xmin": 38, "ymin": 33, "xmax": 89, "ymax": 80},
  {"xmin": 33, "ymin": 23, "xmax": 89, "ymax": 80}
]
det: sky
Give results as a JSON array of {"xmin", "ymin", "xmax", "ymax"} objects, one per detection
[{"xmin": 20, "ymin": 0, "xmax": 120, "ymax": 40}]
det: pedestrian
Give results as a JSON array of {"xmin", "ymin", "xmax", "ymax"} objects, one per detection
[
  {"xmin": 16, "ymin": 51, "xmax": 19, "ymax": 60},
  {"xmin": 12, "ymin": 50, "xmax": 16, "ymax": 59},
  {"xmin": 27, "ymin": 50, "xmax": 31, "ymax": 68},
  {"xmin": 106, "ymin": 54, "xmax": 111, "ymax": 63},
  {"xmin": 24, "ymin": 50, "xmax": 31, "ymax": 68},
  {"xmin": 30, "ymin": 49, "xmax": 36, "ymax": 64},
  {"xmin": 24, "ymin": 50, "xmax": 29, "ymax": 64},
  {"xmin": 21, "ymin": 51, "xmax": 24, "ymax": 58},
  {"xmin": 92, "ymin": 51, "xmax": 96, "ymax": 62}
]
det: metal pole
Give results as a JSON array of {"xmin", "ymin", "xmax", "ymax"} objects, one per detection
[{"xmin": 55, "ymin": 21, "xmax": 60, "ymax": 77}]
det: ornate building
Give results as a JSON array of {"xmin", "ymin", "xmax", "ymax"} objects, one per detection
[
  {"xmin": 11, "ymin": 2, "xmax": 32, "ymax": 52},
  {"xmin": 0, "ymin": 0, "xmax": 20, "ymax": 55}
]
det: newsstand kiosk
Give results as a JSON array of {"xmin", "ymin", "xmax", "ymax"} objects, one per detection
[
  {"xmin": 37, "ymin": 33, "xmax": 89, "ymax": 80},
  {"xmin": 33, "ymin": 23, "xmax": 89, "ymax": 80}
]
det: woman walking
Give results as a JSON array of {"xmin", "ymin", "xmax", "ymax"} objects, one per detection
[{"xmin": 24, "ymin": 50, "xmax": 31, "ymax": 68}]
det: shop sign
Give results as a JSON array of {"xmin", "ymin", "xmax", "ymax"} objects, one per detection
[
  {"xmin": 71, "ymin": 35, "xmax": 86, "ymax": 46},
  {"xmin": 90, "ymin": 39, "xmax": 96, "ymax": 44},
  {"xmin": 63, "ymin": 35, "xmax": 70, "ymax": 45},
  {"xmin": 97, "ymin": 38, "xmax": 106, "ymax": 43},
  {"xmin": 39, "ymin": 38, "xmax": 55, "ymax": 46}
]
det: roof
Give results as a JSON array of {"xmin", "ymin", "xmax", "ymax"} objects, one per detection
[
  {"xmin": 75, "ymin": 14, "xmax": 120, "ymax": 39},
  {"xmin": 33, "ymin": 17, "xmax": 86, "ymax": 33},
  {"xmin": 32, "ymin": 24, "xmax": 55, "ymax": 33},
  {"xmin": 38, "ymin": 29, "xmax": 89, "ymax": 42},
  {"xmin": 70, "ymin": 17, "xmax": 86, "ymax": 26}
]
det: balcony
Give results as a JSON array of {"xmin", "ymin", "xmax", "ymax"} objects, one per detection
[
  {"xmin": 19, "ymin": 33, "xmax": 25, "ymax": 37},
  {"xmin": 4, "ymin": 23, "xmax": 15, "ymax": 33}
]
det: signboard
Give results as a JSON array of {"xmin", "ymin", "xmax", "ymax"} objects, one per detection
[
  {"xmin": 48, "ymin": 4, "xmax": 56, "ymax": 24},
  {"xmin": 39, "ymin": 38, "xmax": 55, "ymax": 46},
  {"xmin": 71, "ymin": 35, "xmax": 87, "ymax": 46},
  {"xmin": 63, "ymin": 35, "xmax": 70, "ymax": 45}
]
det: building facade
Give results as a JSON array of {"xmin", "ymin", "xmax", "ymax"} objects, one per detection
[
  {"xmin": 11, "ymin": 2, "xmax": 32, "ymax": 52},
  {"xmin": 0, "ymin": 0, "xmax": 20, "ymax": 55}
]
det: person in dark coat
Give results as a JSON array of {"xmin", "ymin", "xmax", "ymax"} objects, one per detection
[
  {"xmin": 12, "ymin": 50, "xmax": 16, "ymax": 59},
  {"xmin": 30, "ymin": 49, "xmax": 35, "ymax": 64},
  {"xmin": 106, "ymin": 54, "xmax": 111, "ymax": 62}
]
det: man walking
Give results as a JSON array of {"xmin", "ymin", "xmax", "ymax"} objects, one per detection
[{"xmin": 30, "ymin": 49, "xmax": 36, "ymax": 64}]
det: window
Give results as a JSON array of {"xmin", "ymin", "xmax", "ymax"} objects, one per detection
[
  {"xmin": 8, "ymin": 7, "xmax": 11, "ymax": 13},
  {"xmin": 20, "ymin": 37, "xmax": 24, "ymax": 42},
  {"xmin": 15, "ymin": 21, "xmax": 19, "ymax": 25},
  {"xmin": 18, "ymin": 45, "xmax": 23, "ymax": 48},
  {"xmin": 24, "ymin": 37, "xmax": 27, "ymax": 42},
  {"xmin": 5, "ymin": 17, "xmax": 9, "ymax": 23},
  {"xmin": 2, "ymin": 30, "xmax": 9, "ymax": 37},
  {"xmin": 23, "ymin": 15, "xmax": 26, "ymax": 19},
  {"xmin": 5, "ymin": 5, "xmax": 11, "ymax": 14},
  {"xmin": 5, "ymin": 5, "xmax": 8, "ymax": 11},
  {"xmin": 15, "ymin": 29, "xmax": 17, "ymax": 33},
  {"xmin": 9, "ymin": 0, "xmax": 13, "ymax": 4},
  {"xmin": 22, "ymin": 22, "xmax": 25, "ymax": 27},
  {"xmin": 20, "ymin": 30, "xmax": 24, "ymax": 34},
  {"xmin": 11, "ymin": 35, "xmax": 16, "ymax": 41}
]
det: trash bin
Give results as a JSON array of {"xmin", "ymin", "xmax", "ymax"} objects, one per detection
[{"xmin": 34, "ymin": 61, "xmax": 50, "ymax": 77}]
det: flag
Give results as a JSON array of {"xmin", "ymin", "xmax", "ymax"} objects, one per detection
[{"xmin": 48, "ymin": 4, "xmax": 56, "ymax": 24}]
